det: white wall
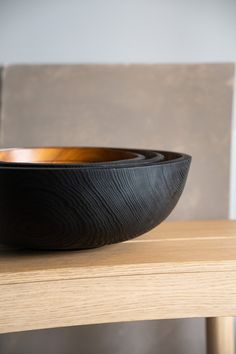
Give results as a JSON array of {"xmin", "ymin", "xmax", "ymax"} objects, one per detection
[
  {"xmin": 0, "ymin": 0, "xmax": 236, "ymax": 217},
  {"xmin": 1, "ymin": 0, "xmax": 236, "ymax": 64}
]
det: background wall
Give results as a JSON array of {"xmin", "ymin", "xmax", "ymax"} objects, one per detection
[
  {"xmin": 0, "ymin": 64, "xmax": 233, "ymax": 222},
  {"xmin": 1, "ymin": 0, "xmax": 236, "ymax": 64}
]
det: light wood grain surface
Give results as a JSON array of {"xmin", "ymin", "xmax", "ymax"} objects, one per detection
[{"xmin": 1, "ymin": 220, "xmax": 236, "ymax": 333}]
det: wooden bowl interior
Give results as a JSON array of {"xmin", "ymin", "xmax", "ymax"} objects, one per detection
[{"xmin": 0, "ymin": 148, "xmax": 138, "ymax": 164}]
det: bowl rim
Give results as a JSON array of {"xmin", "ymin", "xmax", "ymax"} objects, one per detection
[{"xmin": 0, "ymin": 147, "xmax": 191, "ymax": 170}]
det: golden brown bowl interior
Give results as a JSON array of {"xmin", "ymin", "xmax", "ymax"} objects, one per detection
[{"xmin": 0, "ymin": 147, "xmax": 138, "ymax": 164}]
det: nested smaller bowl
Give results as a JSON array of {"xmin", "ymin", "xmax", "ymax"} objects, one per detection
[
  {"xmin": 0, "ymin": 147, "xmax": 142, "ymax": 165},
  {"xmin": 0, "ymin": 147, "xmax": 165, "ymax": 169}
]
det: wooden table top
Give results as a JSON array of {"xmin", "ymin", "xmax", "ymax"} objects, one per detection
[
  {"xmin": 1, "ymin": 220, "xmax": 236, "ymax": 333},
  {"xmin": 1, "ymin": 220, "xmax": 236, "ymax": 285}
]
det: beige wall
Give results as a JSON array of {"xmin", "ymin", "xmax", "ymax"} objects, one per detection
[
  {"xmin": 1, "ymin": 64, "xmax": 234, "ymax": 220},
  {"xmin": 0, "ymin": 63, "xmax": 234, "ymax": 354}
]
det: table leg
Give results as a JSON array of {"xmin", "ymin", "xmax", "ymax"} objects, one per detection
[{"xmin": 206, "ymin": 317, "xmax": 235, "ymax": 354}]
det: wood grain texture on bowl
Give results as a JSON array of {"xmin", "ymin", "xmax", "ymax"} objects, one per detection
[{"xmin": 0, "ymin": 151, "xmax": 191, "ymax": 250}]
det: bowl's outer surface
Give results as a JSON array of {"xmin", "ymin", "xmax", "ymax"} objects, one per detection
[{"xmin": 0, "ymin": 152, "xmax": 191, "ymax": 250}]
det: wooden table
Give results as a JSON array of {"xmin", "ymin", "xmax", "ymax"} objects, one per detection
[{"xmin": 0, "ymin": 220, "xmax": 236, "ymax": 354}]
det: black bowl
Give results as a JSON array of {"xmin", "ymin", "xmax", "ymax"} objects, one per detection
[{"xmin": 0, "ymin": 149, "xmax": 191, "ymax": 250}]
